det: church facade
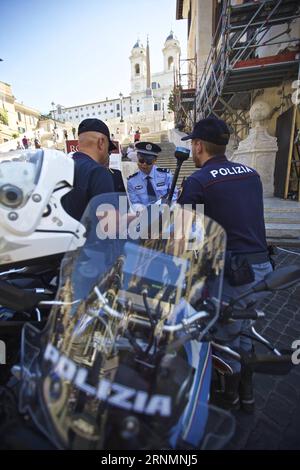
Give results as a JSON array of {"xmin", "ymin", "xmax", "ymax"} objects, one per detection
[{"xmin": 53, "ymin": 32, "xmax": 181, "ymax": 136}]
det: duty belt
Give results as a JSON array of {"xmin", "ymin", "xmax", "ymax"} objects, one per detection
[{"xmin": 233, "ymin": 251, "xmax": 270, "ymax": 265}]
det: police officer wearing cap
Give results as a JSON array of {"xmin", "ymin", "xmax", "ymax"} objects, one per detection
[
  {"xmin": 127, "ymin": 141, "xmax": 178, "ymax": 209},
  {"xmin": 62, "ymin": 118, "xmax": 115, "ymax": 221},
  {"xmin": 178, "ymin": 117, "xmax": 273, "ymax": 413}
]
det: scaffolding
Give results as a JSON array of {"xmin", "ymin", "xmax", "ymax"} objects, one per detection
[
  {"xmin": 196, "ymin": 0, "xmax": 300, "ymax": 142},
  {"xmin": 173, "ymin": 56, "xmax": 197, "ymax": 132}
]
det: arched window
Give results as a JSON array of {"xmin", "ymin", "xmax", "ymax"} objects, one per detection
[
  {"xmin": 135, "ymin": 63, "xmax": 140, "ymax": 75},
  {"xmin": 151, "ymin": 82, "xmax": 161, "ymax": 90},
  {"xmin": 168, "ymin": 56, "xmax": 174, "ymax": 70}
]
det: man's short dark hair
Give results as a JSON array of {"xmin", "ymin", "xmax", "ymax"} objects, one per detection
[{"xmin": 201, "ymin": 140, "xmax": 226, "ymax": 156}]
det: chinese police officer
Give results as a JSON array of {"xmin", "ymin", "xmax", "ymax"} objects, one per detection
[{"xmin": 127, "ymin": 141, "xmax": 178, "ymax": 210}]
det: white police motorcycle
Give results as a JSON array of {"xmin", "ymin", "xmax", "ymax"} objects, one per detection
[
  {"xmin": 0, "ymin": 149, "xmax": 298, "ymax": 449},
  {"xmin": 0, "ymin": 149, "xmax": 86, "ymax": 383}
]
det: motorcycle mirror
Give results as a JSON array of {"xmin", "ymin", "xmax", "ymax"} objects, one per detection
[
  {"xmin": 252, "ymin": 265, "xmax": 300, "ymax": 293},
  {"xmin": 0, "ymin": 280, "xmax": 48, "ymax": 312},
  {"xmin": 243, "ymin": 350, "xmax": 294, "ymax": 375},
  {"xmin": 227, "ymin": 265, "xmax": 300, "ymax": 309}
]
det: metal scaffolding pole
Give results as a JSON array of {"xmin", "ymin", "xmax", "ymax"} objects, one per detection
[{"xmin": 195, "ymin": 0, "xmax": 300, "ymax": 141}]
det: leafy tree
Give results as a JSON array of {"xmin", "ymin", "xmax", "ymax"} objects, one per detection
[
  {"xmin": 168, "ymin": 90, "xmax": 175, "ymax": 112},
  {"xmin": 0, "ymin": 108, "xmax": 8, "ymax": 126}
]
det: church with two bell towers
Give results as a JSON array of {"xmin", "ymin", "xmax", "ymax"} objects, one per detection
[
  {"xmin": 129, "ymin": 32, "xmax": 181, "ymax": 114},
  {"xmin": 56, "ymin": 32, "xmax": 181, "ymax": 136}
]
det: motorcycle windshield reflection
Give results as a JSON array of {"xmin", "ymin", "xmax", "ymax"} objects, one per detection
[{"xmin": 19, "ymin": 192, "xmax": 232, "ymax": 450}]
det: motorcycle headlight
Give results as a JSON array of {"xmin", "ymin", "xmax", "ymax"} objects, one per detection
[{"xmin": 0, "ymin": 184, "xmax": 24, "ymax": 208}]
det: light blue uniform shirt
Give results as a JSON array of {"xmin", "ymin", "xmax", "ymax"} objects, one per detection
[{"xmin": 127, "ymin": 165, "xmax": 178, "ymax": 207}]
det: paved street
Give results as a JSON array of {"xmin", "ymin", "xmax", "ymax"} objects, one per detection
[{"xmin": 226, "ymin": 246, "xmax": 300, "ymax": 450}]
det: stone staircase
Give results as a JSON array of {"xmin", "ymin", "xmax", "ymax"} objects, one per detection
[
  {"xmin": 141, "ymin": 131, "xmax": 166, "ymax": 143},
  {"xmin": 158, "ymin": 141, "xmax": 196, "ymax": 188},
  {"xmin": 264, "ymin": 198, "xmax": 300, "ymax": 246}
]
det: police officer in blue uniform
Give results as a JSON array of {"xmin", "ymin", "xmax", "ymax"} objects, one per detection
[
  {"xmin": 127, "ymin": 141, "xmax": 178, "ymax": 210},
  {"xmin": 62, "ymin": 118, "xmax": 115, "ymax": 221},
  {"xmin": 178, "ymin": 117, "xmax": 273, "ymax": 412}
]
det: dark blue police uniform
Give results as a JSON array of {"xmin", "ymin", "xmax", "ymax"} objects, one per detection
[
  {"xmin": 179, "ymin": 118, "xmax": 273, "ymax": 408},
  {"xmin": 62, "ymin": 152, "xmax": 114, "ymax": 221},
  {"xmin": 177, "ymin": 155, "xmax": 268, "ymax": 254},
  {"xmin": 109, "ymin": 168, "xmax": 126, "ymax": 193},
  {"xmin": 62, "ymin": 118, "xmax": 116, "ymax": 221}
]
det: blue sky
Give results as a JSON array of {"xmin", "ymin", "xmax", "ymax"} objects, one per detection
[{"xmin": 0, "ymin": 0, "xmax": 187, "ymax": 114}]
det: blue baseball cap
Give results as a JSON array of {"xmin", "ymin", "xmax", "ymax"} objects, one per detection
[
  {"xmin": 181, "ymin": 117, "xmax": 230, "ymax": 145},
  {"xmin": 78, "ymin": 118, "xmax": 117, "ymax": 151}
]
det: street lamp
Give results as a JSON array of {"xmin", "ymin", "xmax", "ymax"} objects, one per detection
[
  {"xmin": 51, "ymin": 101, "xmax": 57, "ymax": 129},
  {"xmin": 119, "ymin": 92, "xmax": 124, "ymax": 123},
  {"xmin": 162, "ymin": 95, "xmax": 166, "ymax": 121}
]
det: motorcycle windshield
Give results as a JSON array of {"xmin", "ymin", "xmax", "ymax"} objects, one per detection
[{"xmin": 19, "ymin": 193, "xmax": 231, "ymax": 450}]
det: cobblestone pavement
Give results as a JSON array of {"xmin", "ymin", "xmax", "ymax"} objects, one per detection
[{"xmin": 226, "ymin": 246, "xmax": 300, "ymax": 450}]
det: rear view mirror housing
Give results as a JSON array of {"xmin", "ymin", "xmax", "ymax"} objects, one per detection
[
  {"xmin": 252, "ymin": 265, "xmax": 300, "ymax": 293},
  {"xmin": 242, "ymin": 349, "xmax": 294, "ymax": 375},
  {"xmin": 228, "ymin": 265, "xmax": 300, "ymax": 310}
]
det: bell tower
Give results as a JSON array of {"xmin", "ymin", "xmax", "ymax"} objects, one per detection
[
  {"xmin": 129, "ymin": 39, "xmax": 147, "ymax": 95},
  {"xmin": 162, "ymin": 31, "xmax": 181, "ymax": 74}
]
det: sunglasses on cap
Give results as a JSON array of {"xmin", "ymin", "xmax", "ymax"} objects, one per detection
[{"xmin": 138, "ymin": 158, "xmax": 154, "ymax": 165}]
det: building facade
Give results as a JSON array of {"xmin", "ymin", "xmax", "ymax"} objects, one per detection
[
  {"xmin": 175, "ymin": 0, "xmax": 300, "ymax": 201},
  {"xmin": 52, "ymin": 32, "xmax": 181, "ymax": 134},
  {"xmin": 0, "ymin": 81, "xmax": 40, "ymax": 144},
  {"xmin": 175, "ymin": 0, "xmax": 300, "ymax": 140},
  {"xmin": 55, "ymin": 96, "xmax": 132, "ymax": 125}
]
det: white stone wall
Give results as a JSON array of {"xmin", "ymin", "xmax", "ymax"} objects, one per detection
[
  {"xmin": 256, "ymin": 19, "xmax": 300, "ymax": 58},
  {"xmin": 109, "ymin": 109, "xmax": 173, "ymax": 133},
  {"xmin": 168, "ymin": 128, "xmax": 191, "ymax": 149}
]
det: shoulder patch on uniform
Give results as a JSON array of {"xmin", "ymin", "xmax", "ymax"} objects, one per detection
[
  {"xmin": 128, "ymin": 172, "xmax": 138, "ymax": 179},
  {"xmin": 157, "ymin": 168, "xmax": 169, "ymax": 173}
]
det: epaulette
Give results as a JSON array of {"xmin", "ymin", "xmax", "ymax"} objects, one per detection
[
  {"xmin": 128, "ymin": 172, "xmax": 138, "ymax": 179},
  {"xmin": 157, "ymin": 168, "xmax": 170, "ymax": 173}
]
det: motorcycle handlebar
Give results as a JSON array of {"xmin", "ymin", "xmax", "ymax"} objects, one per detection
[
  {"xmin": 230, "ymin": 309, "xmax": 265, "ymax": 321},
  {"xmin": 40, "ymin": 286, "xmax": 210, "ymax": 333},
  {"xmin": 0, "ymin": 280, "xmax": 52, "ymax": 312}
]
